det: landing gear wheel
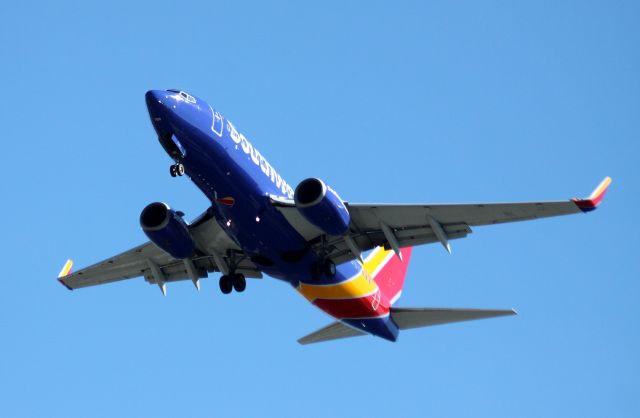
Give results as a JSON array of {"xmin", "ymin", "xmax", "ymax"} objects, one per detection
[
  {"xmin": 219, "ymin": 275, "xmax": 233, "ymax": 294},
  {"xmin": 232, "ymin": 273, "xmax": 246, "ymax": 293},
  {"xmin": 311, "ymin": 260, "xmax": 336, "ymax": 280},
  {"xmin": 323, "ymin": 260, "xmax": 336, "ymax": 277},
  {"xmin": 170, "ymin": 163, "xmax": 185, "ymax": 177}
]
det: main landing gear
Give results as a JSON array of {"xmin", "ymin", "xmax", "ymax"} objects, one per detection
[
  {"xmin": 312, "ymin": 259, "xmax": 336, "ymax": 281},
  {"xmin": 170, "ymin": 162, "xmax": 185, "ymax": 177},
  {"xmin": 311, "ymin": 235, "xmax": 337, "ymax": 281},
  {"xmin": 219, "ymin": 273, "xmax": 246, "ymax": 294}
]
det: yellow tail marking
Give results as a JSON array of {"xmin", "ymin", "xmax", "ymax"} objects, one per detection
[
  {"xmin": 297, "ymin": 247, "xmax": 394, "ymax": 301},
  {"xmin": 58, "ymin": 259, "xmax": 73, "ymax": 278}
]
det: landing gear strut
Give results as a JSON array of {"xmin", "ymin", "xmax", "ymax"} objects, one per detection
[
  {"xmin": 311, "ymin": 234, "xmax": 337, "ymax": 280},
  {"xmin": 219, "ymin": 273, "xmax": 246, "ymax": 294},
  {"xmin": 170, "ymin": 162, "xmax": 185, "ymax": 177}
]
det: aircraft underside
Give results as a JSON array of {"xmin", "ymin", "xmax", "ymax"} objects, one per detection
[{"xmin": 56, "ymin": 89, "xmax": 610, "ymax": 344}]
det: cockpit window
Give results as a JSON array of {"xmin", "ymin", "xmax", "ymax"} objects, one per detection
[{"xmin": 166, "ymin": 89, "xmax": 196, "ymax": 104}]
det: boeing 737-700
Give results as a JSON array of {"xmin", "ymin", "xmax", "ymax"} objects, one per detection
[{"xmin": 57, "ymin": 89, "xmax": 610, "ymax": 344}]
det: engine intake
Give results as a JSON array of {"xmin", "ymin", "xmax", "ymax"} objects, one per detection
[
  {"xmin": 294, "ymin": 178, "xmax": 350, "ymax": 236},
  {"xmin": 140, "ymin": 202, "xmax": 195, "ymax": 259}
]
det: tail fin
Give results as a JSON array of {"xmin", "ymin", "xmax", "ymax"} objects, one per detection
[{"xmin": 364, "ymin": 246, "xmax": 413, "ymax": 305}]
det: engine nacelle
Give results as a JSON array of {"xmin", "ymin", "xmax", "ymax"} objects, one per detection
[
  {"xmin": 294, "ymin": 178, "xmax": 350, "ymax": 236},
  {"xmin": 140, "ymin": 202, "xmax": 195, "ymax": 259}
]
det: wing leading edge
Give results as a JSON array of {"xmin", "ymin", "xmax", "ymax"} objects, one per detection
[{"xmin": 58, "ymin": 178, "xmax": 611, "ymax": 292}]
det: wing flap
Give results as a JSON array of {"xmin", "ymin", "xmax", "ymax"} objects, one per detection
[{"xmin": 323, "ymin": 224, "xmax": 471, "ymax": 265}]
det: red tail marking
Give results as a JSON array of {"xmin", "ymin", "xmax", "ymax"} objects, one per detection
[{"xmin": 374, "ymin": 247, "xmax": 413, "ymax": 304}]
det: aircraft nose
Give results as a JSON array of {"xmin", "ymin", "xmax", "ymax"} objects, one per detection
[
  {"xmin": 146, "ymin": 90, "xmax": 167, "ymax": 112},
  {"xmin": 146, "ymin": 90, "xmax": 172, "ymax": 137}
]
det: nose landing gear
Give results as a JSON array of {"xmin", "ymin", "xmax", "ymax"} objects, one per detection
[{"xmin": 170, "ymin": 163, "xmax": 185, "ymax": 177}]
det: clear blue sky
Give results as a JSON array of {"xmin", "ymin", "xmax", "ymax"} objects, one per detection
[{"xmin": 1, "ymin": 1, "xmax": 638, "ymax": 417}]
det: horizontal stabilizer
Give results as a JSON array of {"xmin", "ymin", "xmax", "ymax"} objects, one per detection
[
  {"xmin": 298, "ymin": 307, "xmax": 515, "ymax": 345},
  {"xmin": 298, "ymin": 321, "xmax": 366, "ymax": 345},
  {"xmin": 391, "ymin": 307, "xmax": 516, "ymax": 330}
]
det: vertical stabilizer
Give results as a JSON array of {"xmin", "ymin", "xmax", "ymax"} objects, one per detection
[{"xmin": 365, "ymin": 246, "xmax": 413, "ymax": 305}]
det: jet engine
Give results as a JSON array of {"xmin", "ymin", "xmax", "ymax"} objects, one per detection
[
  {"xmin": 140, "ymin": 202, "xmax": 195, "ymax": 259},
  {"xmin": 294, "ymin": 178, "xmax": 350, "ymax": 236}
]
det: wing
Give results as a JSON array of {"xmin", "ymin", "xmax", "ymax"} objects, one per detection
[
  {"xmin": 57, "ymin": 207, "xmax": 262, "ymax": 293},
  {"xmin": 275, "ymin": 177, "xmax": 611, "ymax": 263}
]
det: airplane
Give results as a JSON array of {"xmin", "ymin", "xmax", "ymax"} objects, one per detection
[{"xmin": 57, "ymin": 89, "xmax": 611, "ymax": 344}]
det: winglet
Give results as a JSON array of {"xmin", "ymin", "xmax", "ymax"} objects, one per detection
[
  {"xmin": 572, "ymin": 176, "xmax": 612, "ymax": 213},
  {"xmin": 57, "ymin": 259, "xmax": 74, "ymax": 291}
]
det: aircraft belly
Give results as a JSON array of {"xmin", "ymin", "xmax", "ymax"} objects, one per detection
[
  {"xmin": 182, "ymin": 131, "xmax": 318, "ymax": 285},
  {"xmin": 175, "ymin": 119, "xmax": 446, "ymax": 342}
]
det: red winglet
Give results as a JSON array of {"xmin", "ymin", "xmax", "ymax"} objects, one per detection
[{"xmin": 572, "ymin": 176, "xmax": 612, "ymax": 212}]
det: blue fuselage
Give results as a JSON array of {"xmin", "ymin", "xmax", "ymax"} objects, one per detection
[
  {"xmin": 145, "ymin": 89, "xmax": 399, "ymax": 341},
  {"xmin": 146, "ymin": 89, "xmax": 316, "ymax": 283}
]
